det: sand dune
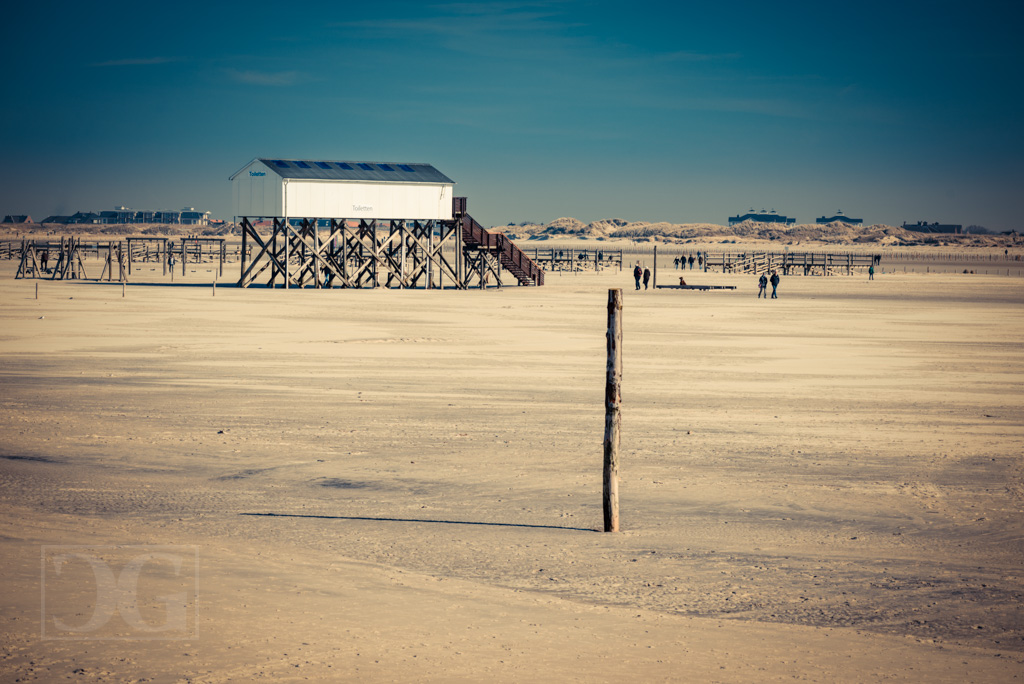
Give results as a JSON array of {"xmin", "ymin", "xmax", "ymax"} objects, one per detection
[{"xmin": 504, "ymin": 217, "xmax": 1017, "ymax": 247}]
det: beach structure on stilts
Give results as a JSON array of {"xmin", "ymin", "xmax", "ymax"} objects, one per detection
[
  {"xmin": 230, "ymin": 159, "xmax": 543, "ymax": 289},
  {"xmin": 179, "ymin": 237, "xmax": 226, "ymax": 277},
  {"xmin": 126, "ymin": 237, "xmax": 169, "ymax": 277},
  {"xmin": 98, "ymin": 242, "xmax": 128, "ymax": 282},
  {"xmin": 528, "ymin": 248, "xmax": 624, "ymax": 273},
  {"xmin": 15, "ymin": 237, "xmax": 88, "ymax": 280},
  {"xmin": 704, "ymin": 251, "xmax": 876, "ymax": 276}
]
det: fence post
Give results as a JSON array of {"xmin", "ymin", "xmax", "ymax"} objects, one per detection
[
  {"xmin": 653, "ymin": 246, "xmax": 657, "ymax": 289},
  {"xmin": 604, "ymin": 288, "xmax": 623, "ymax": 532}
]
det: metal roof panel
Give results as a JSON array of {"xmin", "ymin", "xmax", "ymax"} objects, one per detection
[{"xmin": 254, "ymin": 159, "xmax": 455, "ymax": 184}]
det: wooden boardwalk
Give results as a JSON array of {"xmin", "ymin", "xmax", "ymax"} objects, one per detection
[
  {"xmin": 655, "ymin": 284, "xmax": 736, "ymax": 291},
  {"xmin": 704, "ymin": 251, "xmax": 876, "ymax": 276},
  {"xmin": 527, "ymin": 248, "xmax": 623, "ymax": 272}
]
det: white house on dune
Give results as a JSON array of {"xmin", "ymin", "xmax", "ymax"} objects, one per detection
[{"xmin": 229, "ymin": 158, "xmax": 456, "ymax": 221}]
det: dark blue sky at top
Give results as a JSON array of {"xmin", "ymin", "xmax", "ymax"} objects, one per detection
[{"xmin": 2, "ymin": 0, "xmax": 1022, "ymax": 230}]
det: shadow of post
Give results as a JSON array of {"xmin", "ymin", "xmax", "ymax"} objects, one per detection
[{"xmin": 240, "ymin": 512, "xmax": 596, "ymax": 533}]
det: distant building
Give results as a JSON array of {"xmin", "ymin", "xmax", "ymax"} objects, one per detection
[
  {"xmin": 816, "ymin": 210, "xmax": 862, "ymax": 225},
  {"xmin": 3, "ymin": 215, "xmax": 32, "ymax": 223},
  {"xmin": 42, "ymin": 206, "xmax": 211, "ymax": 225},
  {"xmin": 902, "ymin": 221, "xmax": 962, "ymax": 235},
  {"xmin": 67, "ymin": 212, "xmax": 102, "ymax": 224},
  {"xmin": 180, "ymin": 207, "xmax": 211, "ymax": 225},
  {"xmin": 154, "ymin": 210, "xmax": 181, "ymax": 223},
  {"xmin": 728, "ymin": 208, "xmax": 795, "ymax": 225},
  {"xmin": 99, "ymin": 206, "xmax": 136, "ymax": 224}
]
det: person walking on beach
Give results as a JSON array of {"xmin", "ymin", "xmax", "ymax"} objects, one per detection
[
  {"xmin": 674, "ymin": 256, "xmax": 680, "ymax": 269},
  {"xmin": 688, "ymin": 254, "xmax": 695, "ymax": 270},
  {"xmin": 633, "ymin": 263, "xmax": 642, "ymax": 290},
  {"xmin": 642, "ymin": 267, "xmax": 651, "ymax": 290},
  {"xmin": 770, "ymin": 270, "xmax": 780, "ymax": 298},
  {"xmin": 758, "ymin": 273, "xmax": 768, "ymax": 298},
  {"xmin": 868, "ymin": 264, "xmax": 875, "ymax": 280}
]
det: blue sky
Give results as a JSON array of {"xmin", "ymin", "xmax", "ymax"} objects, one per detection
[{"xmin": 3, "ymin": 1, "xmax": 1022, "ymax": 230}]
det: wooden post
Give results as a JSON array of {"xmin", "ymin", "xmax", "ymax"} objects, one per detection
[
  {"xmin": 653, "ymin": 245, "xmax": 657, "ymax": 289},
  {"xmin": 372, "ymin": 220, "xmax": 379, "ymax": 289},
  {"xmin": 341, "ymin": 220, "xmax": 349, "ymax": 284},
  {"xmin": 284, "ymin": 226, "xmax": 290, "ymax": 289},
  {"xmin": 313, "ymin": 222, "xmax": 320, "ymax": 288},
  {"xmin": 495, "ymin": 240, "xmax": 502, "ymax": 289},
  {"xmin": 604, "ymin": 288, "xmax": 623, "ymax": 532},
  {"xmin": 240, "ymin": 221, "xmax": 247, "ymax": 283}
]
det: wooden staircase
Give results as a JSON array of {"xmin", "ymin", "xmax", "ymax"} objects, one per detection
[
  {"xmin": 725, "ymin": 253, "xmax": 777, "ymax": 275},
  {"xmin": 456, "ymin": 200, "xmax": 544, "ymax": 286}
]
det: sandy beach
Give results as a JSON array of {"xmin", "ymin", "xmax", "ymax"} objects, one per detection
[{"xmin": 1, "ymin": 258, "xmax": 1022, "ymax": 682}]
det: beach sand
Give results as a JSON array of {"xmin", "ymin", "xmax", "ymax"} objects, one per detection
[{"xmin": 1, "ymin": 261, "xmax": 1022, "ymax": 682}]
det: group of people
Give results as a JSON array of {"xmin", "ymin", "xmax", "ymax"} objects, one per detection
[
  {"xmin": 633, "ymin": 263, "xmax": 651, "ymax": 290},
  {"xmin": 674, "ymin": 253, "xmax": 703, "ymax": 270},
  {"xmin": 631, "ymin": 252, "xmax": 703, "ymax": 290},
  {"xmin": 630, "ymin": 260, "xmax": 784, "ymax": 298},
  {"xmin": 556, "ymin": 250, "xmax": 609, "ymax": 261},
  {"xmin": 756, "ymin": 271, "xmax": 781, "ymax": 299}
]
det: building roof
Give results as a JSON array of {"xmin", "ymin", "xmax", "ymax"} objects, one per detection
[
  {"xmin": 902, "ymin": 221, "xmax": 962, "ymax": 233},
  {"xmin": 728, "ymin": 209, "xmax": 795, "ymax": 224},
  {"xmin": 230, "ymin": 158, "xmax": 455, "ymax": 184},
  {"xmin": 816, "ymin": 213, "xmax": 863, "ymax": 224}
]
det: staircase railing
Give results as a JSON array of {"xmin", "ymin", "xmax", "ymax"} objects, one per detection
[{"xmin": 461, "ymin": 214, "xmax": 544, "ymax": 286}]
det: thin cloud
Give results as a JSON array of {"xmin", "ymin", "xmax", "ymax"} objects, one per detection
[
  {"xmin": 330, "ymin": 6, "xmax": 730, "ymax": 72},
  {"xmin": 91, "ymin": 57, "xmax": 180, "ymax": 67},
  {"xmin": 329, "ymin": 2, "xmax": 575, "ymax": 48},
  {"xmin": 677, "ymin": 96, "xmax": 814, "ymax": 119},
  {"xmin": 224, "ymin": 69, "xmax": 309, "ymax": 86},
  {"xmin": 655, "ymin": 50, "xmax": 741, "ymax": 63},
  {"xmin": 435, "ymin": 1, "xmax": 570, "ymax": 15}
]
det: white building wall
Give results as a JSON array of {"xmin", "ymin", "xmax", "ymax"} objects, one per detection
[
  {"xmin": 232, "ymin": 160, "xmax": 455, "ymax": 220},
  {"xmin": 284, "ymin": 181, "xmax": 453, "ymax": 220},
  {"xmin": 232, "ymin": 160, "xmax": 283, "ymax": 217}
]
